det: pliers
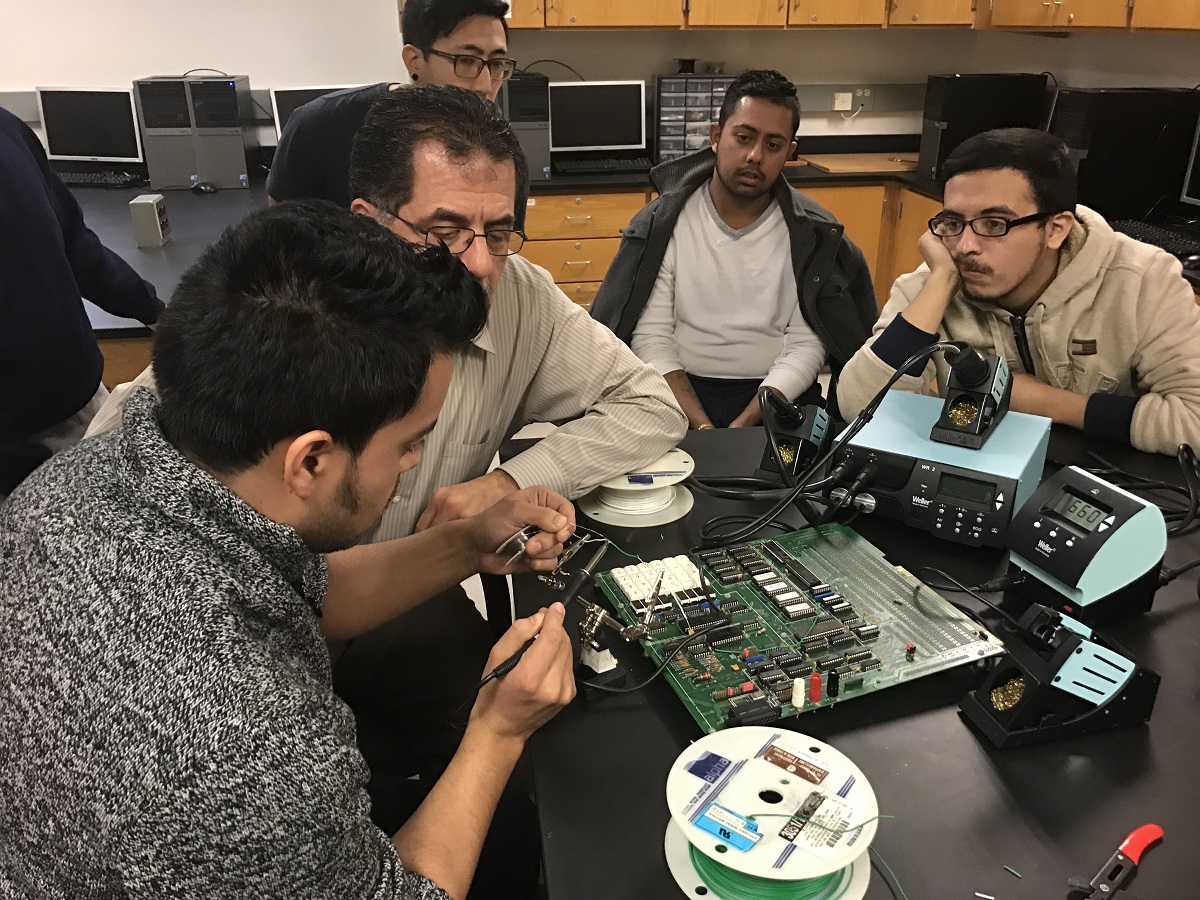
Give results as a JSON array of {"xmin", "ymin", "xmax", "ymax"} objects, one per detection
[{"xmin": 1067, "ymin": 824, "xmax": 1163, "ymax": 900}]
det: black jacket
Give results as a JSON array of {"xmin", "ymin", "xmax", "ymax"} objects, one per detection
[
  {"xmin": 591, "ymin": 148, "xmax": 878, "ymax": 417},
  {"xmin": 0, "ymin": 108, "xmax": 163, "ymax": 493}
]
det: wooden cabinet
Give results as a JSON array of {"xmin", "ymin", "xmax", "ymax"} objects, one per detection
[
  {"xmin": 690, "ymin": 0, "xmax": 788, "ymax": 27},
  {"xmin": 521, "ymin": 189, "xmax": 649, "ymax": 306},
  {"xmin": 522, "ymin": 191, "xmax": 648, "ymax": 240},
  {"xmin": 802, "ymin": 185, "xmax": 890, "ymax": 304},
  {"xmin": 992, "ymin": 0, "xmax": 1127, "ymax": 28},
  {"xmin": 991, "ymin": 0, "xmax": 1055, "ymax": 27},
  {"xmin": 97, "ymin": 337, "xmax": 152, "ymax": 390},
  {"xmin": 887, "ymin": 0, "xmax": 976, "ymax": 26},
  {"xmin": 879, "ymin": 187, "xmax": 944, "ymax": 301},
  {"xmin": 521, "ymin": 237, "xmax": 622, "ymax": 283},
  {"xmin": 788, "ymin": 0, "xmax": 887, "ymax": 26},
  {"xmin": 508, "ymin": 0, "xmax": 545, "ymax": 28},
  {"xmin": 560, "ymin": 281, "xmax": 603, "ymax": 310},
  {"xmin": 1131, "ymin": 0, "xmax": 1200, "ymax": 30},
  {"xmin": 544, "ymin": 0, "xmax": 682, "ymax": 27}
]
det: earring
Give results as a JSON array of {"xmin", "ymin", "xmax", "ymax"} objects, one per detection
[{"xmin": 412, "ymin": 73, "xmax": 419, "ymax": 81}]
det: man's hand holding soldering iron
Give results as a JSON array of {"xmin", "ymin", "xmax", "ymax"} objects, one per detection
[{"xmin": 464, "ymin": 486, "xmax": 579, "ymax": 737}]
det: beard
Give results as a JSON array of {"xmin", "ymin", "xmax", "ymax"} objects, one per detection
[
  {"xmin": 715, "ymin": 162, "xmax": 771, "ymax": 201},
  {"xmin": 955, "ymin": 243, "xmax": 1053, "ymax": 309},
  {"xmin": 303, "ymin": 459, "xmax": 369, "ymax": 554}
]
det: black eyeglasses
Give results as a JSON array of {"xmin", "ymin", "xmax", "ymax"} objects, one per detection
[
  {"xmin": 393, "ymin": 215, "xmax": 526, "ymax": 257},
  {"xmin": 421, "ymin": 48, "xmax": 517, "ymax": 81},
  {"xmin": 928, "ymin": 211, "xmax": 1056, "ymax": 238}
]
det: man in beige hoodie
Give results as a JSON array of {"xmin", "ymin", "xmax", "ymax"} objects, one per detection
[{"xmin": 838, "ymin": 127, "xmax": 1200, "ymax": 455}]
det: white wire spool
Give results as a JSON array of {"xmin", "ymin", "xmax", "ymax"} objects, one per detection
[
  {"xmin": 663, "ymin": 726, "xmax": 877, "ymax": 899},
  {"xmin": 578, "ymin": 448, "xmax": 695, "ymax": 528}
]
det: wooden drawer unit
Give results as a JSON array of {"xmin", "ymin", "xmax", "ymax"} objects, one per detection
[
  {"xmin": 1131, "ymin": 0, "xmax": 1200, "ymax": 29},
  {"xmin": 520, "ymin": 237, "xmax": 621, "ymax": 283},
  {"xmin": 523, "ymin": 191, "xmax": 647, "ymax": 240},
  {"xmin": 887, "ymin": 0, "xmax": 976, "ymax": 26},
  {"xmin": 558, "ymin": 281, "xmax": 602, "ymax": 310},
  {"xmin": 789, "ymin": 0, "xmax": 887, "ymax": 26}
]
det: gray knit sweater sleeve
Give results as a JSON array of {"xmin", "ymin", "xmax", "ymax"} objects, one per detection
[{"xmin": 0, "ymin": 391, "xmax": 450, "ymax": 900}]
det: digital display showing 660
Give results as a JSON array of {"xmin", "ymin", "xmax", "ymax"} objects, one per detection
[{"xmin": 1045, "ymin": 488, "xmax": 1110, "ymax": 533}]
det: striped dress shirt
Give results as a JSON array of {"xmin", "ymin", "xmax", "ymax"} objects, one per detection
[{"xmin": 86, "ymin": 254, "xmax": 686, "ymax": 543}]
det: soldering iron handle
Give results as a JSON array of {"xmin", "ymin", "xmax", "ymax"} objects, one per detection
[{"xmin": 560, "ymin": 541, "xmax": 610, "ymax": 608}]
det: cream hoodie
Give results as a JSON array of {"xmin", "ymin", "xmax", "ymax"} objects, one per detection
[{"xmin": 837, "ymin": 206, "xmax": 1200, "ymax": 455}]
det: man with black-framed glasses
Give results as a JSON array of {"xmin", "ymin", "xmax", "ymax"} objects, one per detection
[
  {"xmin": 266, "ymin": 0, "xmax": 515, "ymax": 208},
  {"xmin": 839, "ymin": 127, "xmax": 1200, "ymax": 454}
]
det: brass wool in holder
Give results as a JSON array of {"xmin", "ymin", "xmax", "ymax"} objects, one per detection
[{"xmin": 930, "ymin": 343, "xmax": 1013, "ymax": 450}]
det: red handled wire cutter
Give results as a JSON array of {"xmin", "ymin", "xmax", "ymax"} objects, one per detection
[{"xmin": 1067, "ymin": 824, "xmax": 1163, "ymax": 899}]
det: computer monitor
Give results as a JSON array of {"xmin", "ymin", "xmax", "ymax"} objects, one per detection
[
  {"xmin": 549, "ymin": 80, "xmax": 646, "ymax": 152},
  {"xmin": 1181, "ymin": 117, "xmax": 1200, "ymax": 209},
  {"xmin": 35, "ymin": 87, "xmax": 142, "ymax": 163},
  {"xmin": 269, "ymin": 85, "xmax": 362, "ymax": 139}
]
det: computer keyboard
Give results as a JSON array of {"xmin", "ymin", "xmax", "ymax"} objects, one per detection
[
  {"xmin": 1111, "ymin": 220, "xmax": 1200, "ymax": 259},
  {"xmin": 57, "ymin": 170, "xmax": 147, "ymax": 189},
  {"xmin": 552, "ymin": 157, "xmax": 652, "ymax": 177}
]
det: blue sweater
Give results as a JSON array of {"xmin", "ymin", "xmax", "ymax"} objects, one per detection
[{"xmin": 0, "ymin": 107, "xmax": 163, "ymax": 493}]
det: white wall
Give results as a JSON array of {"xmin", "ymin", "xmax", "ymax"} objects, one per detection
[
  {"xmin": 0, "ymin": 0, "xmax": 404, "ymax": 90},
  {"xmin": 4, "ymin": 1, "xmax": 1196, "ymax": 137}
]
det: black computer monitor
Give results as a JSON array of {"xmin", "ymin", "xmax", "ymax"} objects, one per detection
[
  {"xmin": 549, "ymin": 80, "xmax": 646, "ymax": 152},
  {"xmin": 269, "ymin": 85, "xmax": 361, "ymax": 139},
  {"xmin": 35, "ymin": 87, "xmax": 142, "ymax": 163},
  {"xmin": 1181, "ymin": 117, "xmax": 1200, "ymax": 209}
]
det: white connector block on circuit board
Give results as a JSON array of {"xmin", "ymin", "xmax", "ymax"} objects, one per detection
[{"xmin": 610, "ymin": 556, "xmax": 701, "ymax": 604}]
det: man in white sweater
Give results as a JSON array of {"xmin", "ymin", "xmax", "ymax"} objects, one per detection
[{"xmin": 620, "ymin": 70, "xmax": 875, "ymax": 428}]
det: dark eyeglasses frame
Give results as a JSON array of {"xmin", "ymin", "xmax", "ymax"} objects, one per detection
[
  {"xmin": 421, "ymin": 48, "xmax": 517, "ymax": 81},
  {"xmin": 393, "ymin": 214, "xmax": 526, "ymax": 257},
  {"xmin": 928, "ymin": 211, "xmax": 1057, "ymax": 238}
]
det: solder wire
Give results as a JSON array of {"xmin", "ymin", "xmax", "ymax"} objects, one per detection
[
  {"xmin": 684, "ymin": 813, "xmax": 897, "ymax": 900},
  {"xmin": 687, "ymin": 848, "xmax": 848, "ymax": 899}
]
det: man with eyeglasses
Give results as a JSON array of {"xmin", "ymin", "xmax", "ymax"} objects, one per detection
[
  {"xmin": 266, "ymin": 0, "xmax": 516, "ymax": 208},
  {"xmin": 838, "ymin": 128, "xmax": 1200, "ymax": 454}
]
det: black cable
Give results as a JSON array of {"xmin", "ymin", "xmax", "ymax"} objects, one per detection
[
  {"xmin": 579, "ymin": 621, "xmax": 724, "ymax": 693},
  {"xmin": 519, "ymin": 59, "xmax": 585, "ymax": 80},
  {"xmin": 918, "ymin": 566, "xmax": 1021, "ymax": 629},
  {"xmin": 685, "ymin": 478, "xmax": 833, "ymax": 504},
  {"xmin": 181, "ymin": 67, "xmax": 229, "ymax": 77},
  {"xmin": 1083, "ymin": 445, "xmax": 1200, "ymax": 534},
  {"xmin": 698, "ymin": 342, "xmax": 958, "ymax": 547}
]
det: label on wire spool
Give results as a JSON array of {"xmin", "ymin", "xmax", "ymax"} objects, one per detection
[{"xmin": 665, "ymin": 727, "xmax": 878, "ymax": 881}]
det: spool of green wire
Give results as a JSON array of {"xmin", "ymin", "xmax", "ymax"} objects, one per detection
[{"xmin": 687, "ymin": 845, "xmax": 852, "ymax": 899}]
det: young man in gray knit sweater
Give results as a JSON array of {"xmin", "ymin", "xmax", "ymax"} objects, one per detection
[{"xmin": 0, "ymin": 201, "xmax": 576, "ymax": 900}]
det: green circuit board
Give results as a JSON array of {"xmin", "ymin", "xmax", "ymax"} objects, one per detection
[{"xmin": 595, "ymin": 524, "xmax": 1004, "ymax": 734}]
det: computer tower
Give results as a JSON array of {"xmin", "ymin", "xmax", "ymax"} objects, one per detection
[
  {"xmin": 188, "ymin": 76, "xmax": 257, "ymax": 189},
  {"xmin": 499, "ymin": 73, "xmax": 551, "ymax": 181},
  {"xmin": 1049, "ymin": 88, "xmax": 1200, "ymax": 222},
  {"xmin": 918, "ymin": 73, "xmax": 1048, "ymax": 182},
  {"xmin": 134, "ymin": 78, "xmax": 197, "ymax": 190},
  {"xmin": 134, "ymin": 76, "xmax": 257, "ymax": 190}
]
